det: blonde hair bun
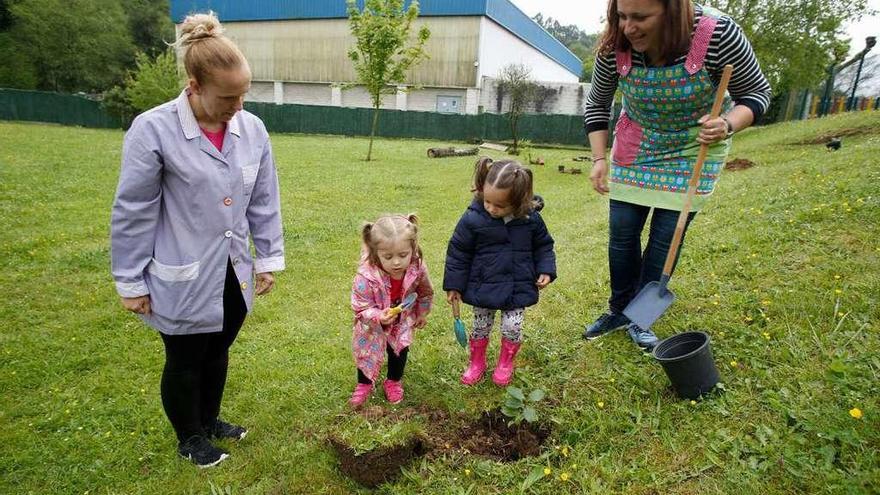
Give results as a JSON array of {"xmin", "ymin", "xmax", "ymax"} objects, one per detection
[{"xmin": 177, "ymin": 12, "xmax": 224, "ymax": 48}]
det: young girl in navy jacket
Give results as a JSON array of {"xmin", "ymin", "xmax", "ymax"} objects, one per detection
[{"xmin": 443, "ymin": 157, "xmax": 556, "ymax": 386}]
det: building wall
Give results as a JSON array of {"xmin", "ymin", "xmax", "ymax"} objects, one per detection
[
  {"xmin": 247, "ymin": 82, "xmax": 471, "ymax": 113},
  {"xmin": 477, "ymin": 17, "xmax": 579, "ymax": 84},
  {"xmin": 478, "ymin": 77, "xmax": 589, "ymax": 116},
  {"xmin": 219, "ymin": 17, "xmax": 480, "ymax": 88}
]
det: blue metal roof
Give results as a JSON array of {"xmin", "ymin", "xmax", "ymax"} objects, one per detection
[{"xmin": 169, "ymin": 0, "xmax": 583, "ymax": 78}]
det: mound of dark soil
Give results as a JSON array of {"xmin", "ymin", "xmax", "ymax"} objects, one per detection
[{"xmin": 724, "ymin": 158, "xmax": 755, "ymax": 171}]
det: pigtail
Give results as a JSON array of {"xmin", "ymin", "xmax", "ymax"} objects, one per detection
[
  {"xmin": 471, "ymin": 156, "xmax": 494, "ymax": 196},
  {"xmin": 511, "ymin": 167, "xmax": 535, "ymax": 218},
  {"xmin": 406, "ymin": 213, "xmax": 420, "ymax": 227},
  {"xmin": 361, "ymin": 222, "xmax": 374, "ymax": 246}
]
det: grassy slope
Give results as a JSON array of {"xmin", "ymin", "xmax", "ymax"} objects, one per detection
[{"xmin": 0, "ymin": 111, "xmax": 877, "ymax": 494}]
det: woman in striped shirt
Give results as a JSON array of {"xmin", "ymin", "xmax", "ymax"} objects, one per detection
[{"xmin": 581, "ymin": 0, "xmax": 770, "ymax": 350}]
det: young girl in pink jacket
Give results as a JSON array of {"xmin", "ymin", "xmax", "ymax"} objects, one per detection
[{"xmin": 349, "ymin": 214, "xmax": 434, "ymax": 407}]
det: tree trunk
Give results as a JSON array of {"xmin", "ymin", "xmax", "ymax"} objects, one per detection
[
  {"xmin": 510, "ymin": 115, "xmax": 519, "ymax": 153},
  {"xmin": 367, "ymin": 103, "xmax": 380, "ymax": 161}
]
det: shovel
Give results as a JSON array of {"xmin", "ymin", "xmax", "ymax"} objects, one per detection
[
  {"xmin": 623, "ymin": 64, "xmax": 734, "ymax": 330},
  {"xmin": 451, "ymin": 299, "xmax": 468, "ymax": 347},
  {"xmin": 387, "ymin": 292, "xmax": 417, "ymax": 317}
]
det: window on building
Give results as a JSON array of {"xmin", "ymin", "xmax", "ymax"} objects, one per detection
[{"xmin": 436, "ymin": 96, "xmax": 462, "ymax": 114}]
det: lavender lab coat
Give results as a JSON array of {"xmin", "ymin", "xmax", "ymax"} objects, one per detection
[{"xmin": 111, "ymin": 90, "xmax": 285, "ymax": 335}]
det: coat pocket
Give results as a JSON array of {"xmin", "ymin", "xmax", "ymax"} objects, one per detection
[
  {"xmin": 145, "ymin": 258, "xmax": 200, "ymax": 321},
  {"xmin": 148, "ymin": 258, "xmax": 200, "ymax": 282},
  {"xmin": 242, "ymin": 163, "xmax": 259, "ymax": 195}
]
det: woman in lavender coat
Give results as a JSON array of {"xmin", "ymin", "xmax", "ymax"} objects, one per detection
[{"xmin": 110, "ymin": 12, "xmax": 284, "ymax": 467}]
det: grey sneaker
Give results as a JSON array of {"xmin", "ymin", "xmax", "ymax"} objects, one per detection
[
  {"xmin": 206, "ymin": 419, "xmax": 248, "ymax": 441},
  {"xmin": 583, "ymin": 311, "xmax": 630, "ymax": 340},
  {"xmin": 626, "ymin": 323, "xmax": 659, "ymax": 351},
  {"xmin": 178, "ymin": 435, "xmax": 228, "ymax": 468}
]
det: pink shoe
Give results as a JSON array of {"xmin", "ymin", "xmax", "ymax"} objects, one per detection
[
  {"xmin": 492, "ymin": 338, "xmax": 522, "ymax": 386},
  {"xmin": 460, "ymin": 338, "xmax": 489, "ymax": 385},
  {"xmin": 383, "ymin": 379, "xmax": 404, "ymax": 404},
  {"xmin": 348, "ymin": 383, "xmax": 373, "ymax": 408}
]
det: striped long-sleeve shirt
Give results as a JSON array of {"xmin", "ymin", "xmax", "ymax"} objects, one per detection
[{"xmin": 583, "ymin": 4, "xmax": 771, "ymax": 135}]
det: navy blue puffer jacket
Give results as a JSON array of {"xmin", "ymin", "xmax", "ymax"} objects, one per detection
[{"xmin": 443, "ymin": 199, "xmax": 556, "ymax": 310}]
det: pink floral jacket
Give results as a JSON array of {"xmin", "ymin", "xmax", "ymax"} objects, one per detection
[{"xmin": 350, "ymin": 255, "xmax": 433, "ymax": 382}]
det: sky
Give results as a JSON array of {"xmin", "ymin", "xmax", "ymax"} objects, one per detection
[{"xmin": 509, "ymin": 0, "xmax": 879, "ymax": 58}]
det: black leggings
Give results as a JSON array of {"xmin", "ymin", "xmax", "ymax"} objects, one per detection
[
  {"xmin": 357, "ymin": 344, "xmax": 409, "ymax": 384},
  {"xmin": 159, "ymin": 259, "xmax": 247, "ymax": 442}
]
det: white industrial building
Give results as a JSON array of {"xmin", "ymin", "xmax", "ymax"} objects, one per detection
[{"xmin": 171, "ymin": 0, "xmax": 589, "ymax": 115}]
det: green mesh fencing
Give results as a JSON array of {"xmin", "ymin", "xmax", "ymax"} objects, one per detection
[
  {"xmin": 1, "ymin": 89, "xmax": 588, "ymax": 145},
  {"xmin": 0, "ymin": 89, "xmax": 121, "ymax": 128}
]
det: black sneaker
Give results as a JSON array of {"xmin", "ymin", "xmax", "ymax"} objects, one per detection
[
  {"xmin": 626, "ymin": 323, "xmax": 659, "ymax": 351},
  {"xmin": 206, "ymin": 419, "xmax": 248, "ymax": 441},
  {"xmin": 582, "ymin": 311, "xmax": 630, "ymax": 340},
  {"xmin": 178, "ymin": 435, "xmax": 228, "ymax": 468}
]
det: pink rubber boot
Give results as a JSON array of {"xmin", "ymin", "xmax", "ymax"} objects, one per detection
[
  {"xmin": 383, "ymin": 379, "xmax": 404, "ymax": 404},
  {"xmin": 492, "ymin": 338, "xmax": 522, "ymax": 386},
  {"xmin": 348, "ymin": 383, "xmax": 373, "ymax": 408},
  {"xmin": 460, "ymin": 338, "xmax": 489, "ymax": 385}
]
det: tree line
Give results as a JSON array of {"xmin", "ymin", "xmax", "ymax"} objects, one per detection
[{"xmin": 0, "ymin": 0, "xmax": 872, "ymax": 119}]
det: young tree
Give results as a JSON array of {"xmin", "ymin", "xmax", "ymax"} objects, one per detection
[
  {"xmin": 346, "ymin": 0, "xmax": 430, "ymax": 161},
  {"xmin": 497, "ymin": 63, "xmax": 537, "ymax": 154}
]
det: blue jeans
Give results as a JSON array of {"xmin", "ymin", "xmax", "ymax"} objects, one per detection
[{"xmin": 607, "ymin": 200, "xmax": 696, "ymax": 313}]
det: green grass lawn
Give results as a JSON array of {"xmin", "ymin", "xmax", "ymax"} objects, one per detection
[{"xmin": 1, "ymin": 111, "xmax": 878, "ymax": 494}]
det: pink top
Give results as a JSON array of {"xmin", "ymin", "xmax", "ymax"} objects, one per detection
[{"xmin": 201, "ymin": 125, "xmax": 226, "ymax": 152}]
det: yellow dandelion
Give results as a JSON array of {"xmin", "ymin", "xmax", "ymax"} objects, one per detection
[
  {"xmin": 597, "ymin": 401, "xmax": 605, "ymax": 408},
  {"xmin": 761, "ymin": 300, "xmax": 771, "ymax": 305},
  {"xmin": 610, "ymin": 378, "xmax": 616, "ymax": 383},
  {"xmin": 849, "ymin": 408, "xmax": 863, "ymax": 419},
  {"xmin": 560, "ymin": 472, "xmax": 571, "ymax": 481},
  {"xmin": 745, "ymin": 316, "xmax": 753, "ymax": 322},
  {"xmin": 838, "ymin": 312, "xmax": 844, "ymax": 317},
  {"xmin": 835, "ymin": 289, "xmax": 842, "ymax": 294},
  {"xmin": 562, "ymin": 446, "xmax": 569, "ymax": 457},
  {"xmin": 544, "ymin": 467, "xmax": 552, "ymax": 476},
  {"xmin": 712, "ymin": 301, "xmax": 719, "ymax": 305},
  {"xmin": 846, "ymin": 208, "xmax": 852, "ymax": 212},
  {"xmin": 834, "ymin": 274, "xmax": 841, "ymax": 280},
  {"xmin": 730, "ymin": 360, "xmax": 738, "ymax": 367},
  {"xmin": 719, "ymin": 331, "xmax": 726, "ymax": 337},
  {"xmin": 464, "ymin": 469, "xmax": 471, "ymax": 476},
  {"xmin": 762, "ymin": 332, "xmax": 771, "ymax": 339},
  {"xmin": 572, "ymin": 464, "xmax": 578, "ymax": 469},
  {"xmin": 690, "ymin": 400, "xmax": 697, "ymax": 405}
]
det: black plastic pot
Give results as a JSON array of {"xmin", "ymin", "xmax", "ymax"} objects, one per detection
[{"xmin": 652, "ymin": 331, "xmax": 720, "ymax": 399}]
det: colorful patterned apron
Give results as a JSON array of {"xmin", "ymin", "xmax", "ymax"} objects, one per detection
[{"xmin": 610, "ymin": 6, "xmax": 731, "ymax": 212}]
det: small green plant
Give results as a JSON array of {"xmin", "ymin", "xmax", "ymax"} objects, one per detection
[{"xmin": 501, "ymin": 386, "xmax": 545, "ymax": 424}]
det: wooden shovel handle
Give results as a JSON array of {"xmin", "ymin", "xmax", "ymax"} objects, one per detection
[
  {"xmin": 452, "ymin": 298, "xmax": 461, "ymax": 319},
  {"xmin": 661, "ymin": 64, "xmax": 734, "ymax": 277}
]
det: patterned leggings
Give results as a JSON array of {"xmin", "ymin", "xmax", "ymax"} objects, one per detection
[{"xmin": 471, "ymin": 307, "xmax": 525, "ymax": 343}]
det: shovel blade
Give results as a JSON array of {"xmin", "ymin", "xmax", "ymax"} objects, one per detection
[
  {"xmin": 622, "ymin": 281, "xmax": 676, "ymax": 330},
  {"xmin": 454, "ymin": 319, "xmax": 468, "ymax": 347}
]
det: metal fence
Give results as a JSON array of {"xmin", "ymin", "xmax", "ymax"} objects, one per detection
[{"xmin": 0, "ymin": 88, "xmax": 590, "ymax": 146}]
